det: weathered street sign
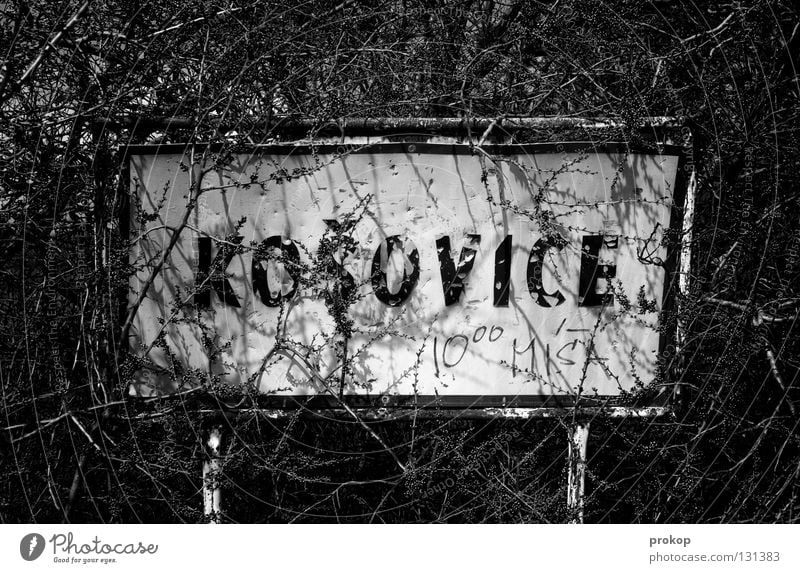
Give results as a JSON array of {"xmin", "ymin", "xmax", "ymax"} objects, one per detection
[{"xmin": 128, "ymin": 140, "xmax": 684, "ymax": 408}]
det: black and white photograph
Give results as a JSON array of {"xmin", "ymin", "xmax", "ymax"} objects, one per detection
[{"xmin": 0, "ymin": 0, "xmax": 799, "ymax": 568}]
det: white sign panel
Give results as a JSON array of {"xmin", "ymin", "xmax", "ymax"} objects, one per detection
[{"xmin": 128, "ymin": 142, "xmax": 681, "ymax": 406}]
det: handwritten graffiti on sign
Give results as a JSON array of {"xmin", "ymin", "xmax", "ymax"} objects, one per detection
[{"xmin": 128, "ymin": 142, "xmax": 681, "ymax": 403}]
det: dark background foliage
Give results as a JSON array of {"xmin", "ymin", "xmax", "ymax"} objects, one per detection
[{"xmin": 1, "ymin": 0, "xmax": 798, "ymax": 523}]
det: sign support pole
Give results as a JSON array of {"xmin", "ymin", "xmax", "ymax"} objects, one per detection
[
  {"xmin": 567, "ymin": 421, "xmax": 590, "ymax": 523},
  {"xmin": 203, "ymin": 427, "xmax": 223, "ymax": 524}
]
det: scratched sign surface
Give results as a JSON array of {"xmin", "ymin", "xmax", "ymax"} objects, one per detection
[{"xmin": 128, "ymin": 143, "xmax": 681, "ymax": 403}]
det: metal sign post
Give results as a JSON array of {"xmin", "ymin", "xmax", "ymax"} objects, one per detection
[
  {"xmin": 202, "ymin": 427, "xmax": 222, "ymax": 524},
  {"xmin": 567, "ymin": 421, "xmax": 590, "ymax": 523}
]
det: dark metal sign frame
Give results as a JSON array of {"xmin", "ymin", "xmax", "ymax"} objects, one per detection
[{"xmin": 122, "ymin": 118, "xmax": 692, "ymax": 420}]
